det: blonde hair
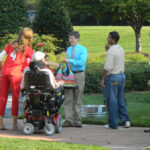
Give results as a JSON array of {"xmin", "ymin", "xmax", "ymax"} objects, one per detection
[{"xmin": 12, "ymin": 27, "xmax": 33, "ymax": 53}]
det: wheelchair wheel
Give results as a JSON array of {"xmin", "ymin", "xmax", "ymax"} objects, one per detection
[
  {"xmin": 55, "ymin": 114, "xmax": 62, "ymax": 133},
  {"xmin": 23, "ymin": 123, "xmax": 34, "ymax": 135},
  {"xmin": 44, "ymin": 123, "xmax": 55, "ymax": 136}
]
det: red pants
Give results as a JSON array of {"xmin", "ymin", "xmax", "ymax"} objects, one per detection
[{"xmin": 0, "ymin": 75, "xmax": 22, "ymax": 116}]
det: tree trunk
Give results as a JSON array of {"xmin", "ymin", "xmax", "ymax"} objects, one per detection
[
  {"xmin": 134, "ymin": 30, "xmax": 141, "ymax": 53},
  {"xmin": 95, "ymin": 17, "xmax": 100, "ymax": 26}
]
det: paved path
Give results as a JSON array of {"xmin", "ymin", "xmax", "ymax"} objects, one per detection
[{"xmin": 0, "ymin": 119, "xmax": 150, "ymax": 150}]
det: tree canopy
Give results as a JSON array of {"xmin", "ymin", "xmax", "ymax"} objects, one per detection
[
  {"xmin": 111, "ymin": 0, "xmax": 150, "ymax": 52},
  {"xmin": 33, "ymin": 0, "xmax": 73, "ymax": 52},
  {"xmin": 65, "ymin": 0, "xmax": 150, "ymax": 52},
  {"xmin": 0, "ymin": 0, "xmax": 28, "ymax": 37}
]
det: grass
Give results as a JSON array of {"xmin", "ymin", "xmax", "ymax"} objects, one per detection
[
  {"xmin": 60, "ymin": 91, "xmax": 150, "ymax": 127},
  {"xmin": 0, "ymin": 137, "xmax": 109, "ymax": 150},
  {"xmin": 73, "ymin": 26, "xmax": 150, "ymax": 54}
]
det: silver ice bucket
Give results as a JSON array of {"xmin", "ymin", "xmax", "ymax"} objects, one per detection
[{"xmin": 82, "ymin": 105, "xmax": 107, "ymax": 118}]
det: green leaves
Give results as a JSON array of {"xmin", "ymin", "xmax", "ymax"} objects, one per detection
[
  {"xmin": 33, "ymin": 0, "xmax": 73, "ymax": 52},
  {"xmin": 0, "ymin": 0, "xmax": 29, "ymax": 37},
  {"xmin": 32, "ymin": 34, "xmax": 61, "ymax": 53},
  {"xmin": 84, "ymin": 61, "xmax": 150, "ymax": 94},
  {"xmin": 0, "ymin": 33, "xmax": 62, "ymax": 54}
]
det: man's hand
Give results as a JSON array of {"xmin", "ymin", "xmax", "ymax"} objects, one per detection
[
  {"xmin": 101, "ymin": 70, "xmax": 108, "ymax": 88},
  {"xmin": 63, "ymin": 59, "xmax": 69, "ymax": 63},
  {"xmin": 100, "ymin": 79, "xmax": 105, "ymax": 88},
  {"xmin": 105, "ymin": 43, "xmax": 110, "ymax": 51}
]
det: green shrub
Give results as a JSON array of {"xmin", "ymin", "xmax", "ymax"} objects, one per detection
[
  {"xmin": 0, "ymin": 0, "xmax": 29, "ymax": 37},
  {"xmin": 84, "ymin": 62, "xmax": 150, "ymax": 93},
  {"xmin": 125, "ymin": 62, "xmax": 150, "ymax": 92},
  {"xmin": 87, "ymin": 52, "xmax": 150, "ymax": 63},
  {"xmin": 87, "ymin": 53, "xmax": 106, "ymax": 63},
  {"xmin": 33, "ymin": 0, "xmax": 73, "ymax": 52},
  {"xmin": 0, "ymin": 33, "xmax": 61, "ymax": 54},
  {"xmin": 0, "ymin": 34, "xmax": 17, "ymax": 50},
  {"xmin": 85, "ymin": 63, "xmax": 104, "ymax": 93},
  {"xmin": 54, "ymin": 52, "xmax": 150, "ymax": 93},
  {"xmin": 125, "ymin": 52, "xmax": 150, "ymax": 62},
  {"xmin": 32, "ymin": 34, "xmax": 62, "ymax": 53}
]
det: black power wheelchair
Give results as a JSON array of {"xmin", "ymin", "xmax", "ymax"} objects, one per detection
[{"xmin": 21, "ymin": 65, "xmax": 64, "ymax": 136}]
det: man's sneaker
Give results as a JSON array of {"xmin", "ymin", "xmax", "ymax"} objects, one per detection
[
  {"xmin": 104, "ymin": 124, "xmax": 109, "ymax": 129},
  {"xmin": 62, "ymin": 120, "xmax": 74, "ymax": 127},
  {"xmin": 124, "ymin": 121, "xmax": 130, "ymax": 128},
  {"xmin": 104, "ymin": 124, "xmax": 118, "ymax": 129}
]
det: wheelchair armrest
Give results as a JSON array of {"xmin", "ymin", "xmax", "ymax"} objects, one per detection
[{"xmin": 53, "ymin": 86, "xmax": 64, "ymax": 94}]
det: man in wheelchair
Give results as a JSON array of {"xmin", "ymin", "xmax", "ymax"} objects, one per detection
[{"xmin": 20, "ymin": 51, "xmax": 64, "ymax": 135}]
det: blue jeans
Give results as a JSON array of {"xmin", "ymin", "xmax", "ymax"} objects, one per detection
[{"xmin": 104, "ymin": 73, "xmax": 130, "ymax": 129}]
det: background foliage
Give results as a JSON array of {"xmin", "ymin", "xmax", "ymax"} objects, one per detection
[
  {"xmin": 0, "ymin": 0, "xmax": 29, "ymax": 37},
  {"xmin": 33, "ymin": 0, "xmax": 73, "ymax": 53},
  {"xmin": 84, "ymin": 61, "xmax": 150, "ymax": 94},
  {"xmin": 64, "ymin": 0, "xmax": 150, "ymax": 26},
  {"xmin": 0, "ymin": 33, "xmax": 61, "ymax": 54},
  {"xmin": 73, "ymin": 26, "xmax": 150, "ymax": 54},
  {"xmin": 0, "ymin": 26, "xmax": 150, "ymax": 94},
  {"xmin": 24, "ymin": 0, "xmax": 40, "ymax": 10}
]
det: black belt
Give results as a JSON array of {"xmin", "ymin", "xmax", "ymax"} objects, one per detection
[{"xmin": 72, "ymin": 70, "xmax": 84, "ymax": 73}]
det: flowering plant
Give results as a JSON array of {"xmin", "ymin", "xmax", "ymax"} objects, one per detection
[
  {"xmin": 32, "ymin": 33, "xmax": 64, "ymax": 53},
  {"xmin": 37, "ymin": 42, "xmax": 44, "ymax": 47},
  {"xmin": 0, "ymin": 33, "xmax": 63, "ymax": 54}
]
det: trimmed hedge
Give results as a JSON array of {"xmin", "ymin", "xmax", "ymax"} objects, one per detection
[{"xmin": 84, "ymin": 62, "xmax": 150, "ymax": 94}]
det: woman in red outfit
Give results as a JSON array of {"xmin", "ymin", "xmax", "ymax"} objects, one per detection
[{"xmin": 0, "ymin": 28, "xmax": 34, "ymax": 129}]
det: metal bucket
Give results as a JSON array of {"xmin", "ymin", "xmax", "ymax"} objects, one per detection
[{"xmin": 81, "ymin": 105, "xmax": 107, "ymax": 118}]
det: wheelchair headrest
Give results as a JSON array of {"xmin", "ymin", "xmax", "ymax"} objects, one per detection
[
  {"xmin": 29, "ymin": 61, "xmax": 45, "ymax": 71},
  {"xmin": 24, "ymin": 70, "xmax": 53, "ymax": 91}
]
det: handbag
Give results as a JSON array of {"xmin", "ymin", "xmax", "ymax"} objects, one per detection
[{"xmin": 55, "ymin": 63, "xmax": 78, "ymax": 88}]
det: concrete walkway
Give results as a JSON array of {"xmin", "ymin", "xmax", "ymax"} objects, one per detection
[{"xmin": 0, "ymin": 118, "xmax": 150, "ymax": 150}]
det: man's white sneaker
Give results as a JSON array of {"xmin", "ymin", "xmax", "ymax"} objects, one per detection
[
  {"xmin": 124, "ymin": 121, "xmax": 130, "ymax": 128},
  {"xmin": 104, "ymin": 124, "xmax": 109, "ymax": 129}
]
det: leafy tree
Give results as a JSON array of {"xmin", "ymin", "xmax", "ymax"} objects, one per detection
[
  {"xmin": 0, "ymin": 0, "xmax": 29, "ymax": 37},
  {"xmin": 111, "ymin": 0, "xmax": 150, "ymax": 53},
  {"xmin": 65, "ymin": 0, "xmax": 106, "ymax": 25},
  {"xmin": 33, "ymin": 0, "xmax": 73, "ymax": 52}
]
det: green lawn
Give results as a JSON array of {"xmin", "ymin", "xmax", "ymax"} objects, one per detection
[
  {"xmin": 60, "ymin": 92, "xmax": 150, "ymax": 127},
  {"xmin": 0, "ymin": 137, "xmax": 109, "ymax": 150},
  {"xmin": 73, "ymin": 26, "xmax": 150, "ymax": 54}
]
